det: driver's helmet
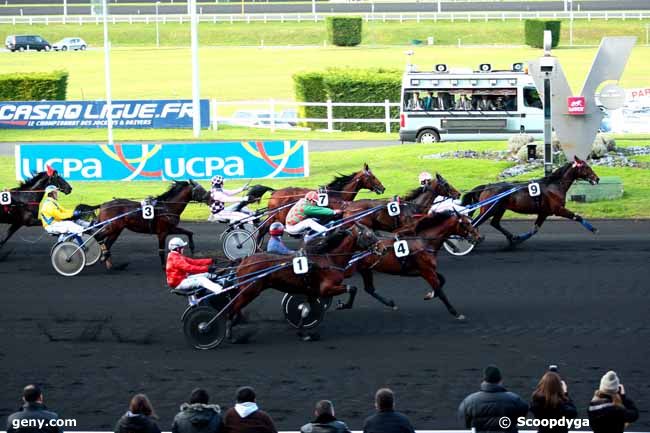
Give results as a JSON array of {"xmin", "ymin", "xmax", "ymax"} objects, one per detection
[
  {"xmin": 418, "ymin": 172, "xmax": 433, "ymax": 184},
  {"xmin": 211, "ymin": 175, "xmax": 224, "ymax": 188},
  {"xmin": 168, "ymin": 237, "xmax": 188, "ymax": 251},
  {"xmin": 305, "ymin": 191, "xmax": 319, "ymax": 203},
  {"xmin": 269, "ymin": 222, "xmax": 285, "ymax": 236},
  {"xmin": 45, "ymin": 185, "xmax": 59, "ymax": 195}
]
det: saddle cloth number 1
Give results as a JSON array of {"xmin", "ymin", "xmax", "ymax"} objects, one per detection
[
  {"xmin": 0, "ymin": 191, "xmax": 11, "ymax": 205},
  {"xmin": 528, "ymin": 182, "xmax": 541, "ymax": 197},
  {"xmin": 293, "ymin": 256, "xmax": 308, "ymax": 274},
  {"xmin": 142, "ymin": 203, "xmax": 155, "ymax": 219},
  {"xmin": 393, "ymin": 240, "xmax": 409, "ymax": 257}
]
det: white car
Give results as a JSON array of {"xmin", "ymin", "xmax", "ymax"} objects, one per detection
[{"xmin": 53, "ymin": 37, "xmax": 87, "ymax": 51}]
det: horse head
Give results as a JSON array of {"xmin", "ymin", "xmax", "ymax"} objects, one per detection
[
  {"xmin": 572, "ymin": 156, "xmax": 600, "ymax": 185},
  {"xmin": 188, "ymin": 180, "xmax": 210, "ymax": 203},
  {"xmin": 453, "ymin": 210, "xmax": 481, "ymax": 243},
  {"xmin": 357, "ymin": 163, "xmax": 385, "ymax": 195},
  {"xmin": 433, "ymin": 173, "xmax": 461, "ymax": 199},
  {"xmin": 352, "ymin": 222, "xmax": 379, "ymax": 250}
]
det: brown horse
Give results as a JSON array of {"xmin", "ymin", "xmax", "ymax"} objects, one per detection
[
  {"xmin": 84, "ymin": 180, "xmax": 209, "ymax": 269},
  {"xmin": 227, "ymin": 224, "xmax": 378, "ymax": 341},
  {"xmin": 342, "ymin": 173, "xmax": 461, "ymax": 231},
  {"xmin": 254, "ymin": 163, "xmax": 385, "ymax": 246},
  {"xmin": 348, "ymin": 212, "xmax": 480, "ymax": 317},
  {"xmin": 461, "ymin": 156, "xmax": 600, "ymax": 246},
  {"xmin": 1, "ymin": 168, "xmax": 72, "ymax": 248}
]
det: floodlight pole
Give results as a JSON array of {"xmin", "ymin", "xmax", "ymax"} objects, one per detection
[
  {"xmin": 102, "ymin": 0, "xmax": 114, "ymax": 146},
  {"xmin": 542, "ymin": 30, "xmax": 553, "ymax": 176},
  {"xmin": 155, "ymin": 1, "xmax": 160, "ymax": 48},
  {"xmin": 190, "ymin": 0, "xmax": 201, "ymax": 137}
]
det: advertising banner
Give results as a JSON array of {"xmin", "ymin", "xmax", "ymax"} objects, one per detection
[
  {"xmin": 0, "ymin": 99, "xmax": 210, "ymax": 129},
  {"xmin": 599, "ymin": 87, "xmax": 650, "ymax": 133},
  {"xmin": 16, "ymin": 141, "xmax": 309, "ymax": 181}
]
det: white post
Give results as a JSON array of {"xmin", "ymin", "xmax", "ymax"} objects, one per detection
[
  {"xmin": 155, "ymin": 1, "xmax": 160, "ymax": 47},
  {"xmin": 211, "ymin": 98, "xmax": 218, "ymax": 130},
  {"xmin": 269, "ymin": 98, "xmax": 276, "ymax": 132},
  {"xmin": 311, "ymin": 0, "xmax": 315, "ymax": 15},
  {"xmin": 569, "ymin": 0, "xmax": 573, "ymax": 47},
  {"xmin": 190, "ymin": 0, "xmax": 201, "ymax": 137},
  {"xmin": 63, "ymin": 0, "xmax": 67, "ymax": 17},
  {"xmin": 326, "ymin": 99, "xmax": 333, "ymax": 132},
  {"xmin": 563, "ymin": 0, "xmax": 567, "ymax": 12},
  {"xmin": 384, "ymin": 99, "xmax": 390, "ymax": 134},
  {"xmin": 646, "ymin": 24, "xmax": 649, "ymax": 46},
  {"xmin": 437, "ymin": 0, "xmax": 441, "ymax": 13},
  {"xmin": 102, "ymin": 0, "xmax": 114, "ymax": 146}
]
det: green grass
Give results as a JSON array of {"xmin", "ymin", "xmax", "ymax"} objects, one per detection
[
  {"xmin": 1, "ymin": 45, "xmax": 649, "ymax": 104},
  {"xmin": 2, "ymin": 139, "xmax": 649, "ymax": 220},
  {"xmin": 4, "ymin": 19, "xmax": 649, "ymax": 48}
]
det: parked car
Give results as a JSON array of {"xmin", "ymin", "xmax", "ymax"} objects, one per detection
[
  {"xmin": 279, "ymin": 108, "xmax": 298, "ymax": 126},
  {"xmin": 53, "ymin": 37, "xmax": 87, "ymax": 51},
  {"xmin": 5, "ymin": 35, "xmax": 51, "ymax": 52}
]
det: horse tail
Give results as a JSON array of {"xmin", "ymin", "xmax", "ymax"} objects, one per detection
[
  {"xmin": 74, "ymin": 204, "xmax": 100, "ymax": 221},
  {"xmin": 246, "ymin": 185, "xmax": 275, "ymax": 204},
  {"xmin": 460, "ymin": 186, "xmax": 482, "ymax": 207}
]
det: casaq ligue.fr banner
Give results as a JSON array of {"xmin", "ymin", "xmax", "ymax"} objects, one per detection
[
  {"xmin": 16, "ymin": 141, "xmax": 309, "ymax": 181},
  {"xmin": 0, "ymin": 99, "xmax": 210, "ymax": 129}
]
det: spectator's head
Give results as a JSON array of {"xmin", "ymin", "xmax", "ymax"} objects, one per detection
[
  {"xmin": 483, "ymin": 365, "xmax": 502, "ymax": 384},
  {"xmin": 129, "ymin": 394, "xmax": 156, "ymax": 418},
  {"xmin": 532, "ymin": 372, "xmax": 566, "ymax": 408},
  {"xmin": 599, "ymin": 371, "xmax": 620, "ymax": 396},
  {"xmin": 374, "ymin": 388, "xmax": 394, "ymax": 412},
  {"xmin": 314, "ymin": 400, "xmax": 335, "ymax": 418},
  {"xmin": 22, "ymin": 385, "xmax": 43, "ymax": 404},
  {"xmin": 189, "ymin": 388, "xmax": 210, "ymax": 405},
  {"xmin": 236, "ymin": 386, "xmax": 256, "ymax": 404}
]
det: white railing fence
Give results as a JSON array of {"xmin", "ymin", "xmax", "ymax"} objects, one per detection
[
  {"xmin": 2, "ymin": 10, "xmax": 650, "ymax": 25},
  {"xmin": 211, "ymin": 99, "xmax": 400, "ymax": 134}
]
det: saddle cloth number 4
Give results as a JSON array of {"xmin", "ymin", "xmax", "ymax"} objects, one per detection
[
  {"xmin": 293, "ymin": 256, "xmax": 308, "ymax": 274},
  {"xmin": 394, "ymin": 240, "xmax": 409, "ymax": 257},
  {"xmin": 0, "ymin": 191, "xmax": 11, "ymax": 205},
  {"xmin": 528, "ymin": 182, "xmax": 541, "ymax": 197}
]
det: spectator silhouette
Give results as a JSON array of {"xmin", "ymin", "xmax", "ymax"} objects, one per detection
[
  {"xmin": 362, "ymin": 388, "xmax": 415, "ymax": 433},
  {"xmin": 529, "ymin": 371, "xmax": 577, "ymax": 433},
  {"xmin": 6, "ymin": 385, "xmax": 62, "ymax": 433},
  {"xmin": 458, "ymin": 365, "xmax": 528, "ymax": 432},
  {"xmin": 300, "ymin": 400, "xmax": 350, "ymax": 433},
  {"xmin": 221, "ymin": 387, "xmax": 277, "ymax": 433},
  {"xmin": 172, "ymin": 388, "xmax": 221, "ymax": 433},
  {"xmin": 588, "ymin": 371, "xmax": 639, "ymax": 433},
  {"xmin": 114, "ymin": 394, "xmax": 161, "ymax": 433}
]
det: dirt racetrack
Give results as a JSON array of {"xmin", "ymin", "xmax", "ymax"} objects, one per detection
[{"xmin": 1, "ymin": 220, "xmax": 649, "ymax": 431}]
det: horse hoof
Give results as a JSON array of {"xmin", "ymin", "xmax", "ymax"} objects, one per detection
[
  {"xmin": 456, "ymin": 314, "xmax": 467, "ymax": 321},
  {"xmin": 391, "ymin": 305, "xmax": 399, "ymax": 311},
  {"xmin": 423, "ymin": 291, "xmax": 434, "ymax": 301},
  {"xmin": 298, "ymin": 332, "xmax": 320, "ymax": 342}
]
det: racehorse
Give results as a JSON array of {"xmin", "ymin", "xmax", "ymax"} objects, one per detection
[
  {"xmin": 80, "ymin": 180, "xmax": 209, "ymax": 269},
  {"xmin": 461, "ymin": 156, "xmax": 600, "ymax": 246},
  {"xmin": 0, "ymin": 167, "xmax": 72, "ymax": 248},
  {"xmin": 348, "ymin": 211, "xmax": 480, "ymax": 317},
  {"xmin": 254, "ymin": 163, "xmax": 386, "ymax": 247},
  {"xmin": 342, "ymin": 173, "xmax": 461, "ymax": 231},
  {"xmin": 227, "ymin": 224, "xmax": 379, "ymax": 342}
]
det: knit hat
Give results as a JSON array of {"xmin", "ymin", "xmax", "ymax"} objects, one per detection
[
  {"xmin": 599, "ymin": 371, "xmax": 620, "ymax": 394},
  {"xmin": 483, "ymin": 365, "xmax": 502, "ymax": 384}
]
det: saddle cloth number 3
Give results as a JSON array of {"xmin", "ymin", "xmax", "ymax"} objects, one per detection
[
  {"xmin": 528, "ymin": 182, "xmax": 541, "ymax": 197},
  {"xmin": 142, "ymin": 204, "xmax": 155, "ymax": 219}
]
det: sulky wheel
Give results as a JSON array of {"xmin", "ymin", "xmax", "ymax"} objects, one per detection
[
  {"xmin": 51, "ymin": 241, "xmax": 86, "ymax": 277},
  {"xmin": 443, "ymin": 236, "xmax": 476, "ymax": 256},
  {"xmin": 222, "ymin": 228, "xmax": 257, "ymax": 260},
  {"xmin": 281, "ymin": 294, "xmax": 326, "ymax": 330},
  {"xmin": 182, "ymin": 306, "xmax": 227, "ymax": 350},
  {"xmin": 82, "ymin": 235, "xmax": 102, "ymax": 266}
]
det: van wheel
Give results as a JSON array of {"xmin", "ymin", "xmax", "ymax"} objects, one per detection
[
  {"xmin": 416, "ymin": 129, "xmax": 440, "ymax": 143},
  {"xmin": 45, "ymin": 45, "xmax": 51, "ymax": 51},
  {"xmin": 19, "ymin": 47, "xmax": 25, "ymax": 52},
  {"xmin": 61, "ymin": 46, "xmax": 67, "ymax": 51},
  {"xmin": 80, "ymin": 45, "xmax": 87, "ymax": 50}
]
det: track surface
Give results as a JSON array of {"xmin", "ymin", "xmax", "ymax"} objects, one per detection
[{"xmin": 0, "ymin": 220, "xmax": 648, "ymax": 431}]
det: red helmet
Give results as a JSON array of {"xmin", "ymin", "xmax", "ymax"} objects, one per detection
[
  {"xmin": 269, "ymin": 222, "xmax": 284, "ymax": 236},
  {"xmin": 305, "ymin": 191, "xmax": 319, "ymax": 203}
]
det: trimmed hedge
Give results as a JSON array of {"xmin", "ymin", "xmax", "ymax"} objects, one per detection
[
  {"xmin": 326, "ymin": 16, "xmax": 363, "ymax": 47},
  {"xmin": 0, "ymin": 71, "xmax": 68, "ymax": 101},
  {"xmin": 524, "ymin": 19, "xmax": 561, "ymax": 48},
  {"xmin": 293, "ymin": 68, "xmax": 401, "ymax": 132}
]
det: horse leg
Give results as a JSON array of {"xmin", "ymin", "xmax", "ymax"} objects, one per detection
[
  {"xmin": 512, "ymin": 213, "xmax": 548, "ymax": 244},
  {"xmin": 294, "ymin": 296, "xmax": 321, "ymax": 342},
  {"xmin": 489, "ymin": 205, "xmax": 517, "ymax": 245},
  {"xmin": 0, "ymin": 223, "xmax": 21, "ymax": 247},
  {"xmin": 226, "ymin": 283, "xmax": 263, "ymax": 343},
  {"xmin": 360, "ymin": 269, "xmax": 397, "ymax": 309},
  {"xmin": 421, "ymin": 260, "xmax": 464, "ymax": 320},
  {"xmin": 554, "ymin": 207, "xmax": 598, "ymax": 233},
  {"xmin": 320, "ymin": 282, "xmax": 358, "ymax": 310},
  {"xmin": 255, "ymin": 217, "xmax": 273, "ymax": 251},
  {"xmin": 100, "ymin": 228, "xmax": 127, "ymax": 271},
  {"xmin": 157, "ymin": 232, "xmax": 167, "ymax": 268}
]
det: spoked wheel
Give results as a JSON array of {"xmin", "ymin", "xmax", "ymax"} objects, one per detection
[
  {"xmin": 443, "ymin": 236, "xmax": 476, "ymax": 256},
  {"xmin": 81, "ymin": 235, "xmax": 101, "ymax": 266},
  {"xmin": 183, "ymin": 306, "xmax": 227, "ymax": 350},
  {"xmin": 222, "ymin": 228, "xmax": 257, "ymax": 260},
  {"xmin": 51, "ymin": 241, "xmax": 86, "ymax": 276},
  {"xmin": 281, "ymin": 294, "xmax": 326, "ymax": 330}
]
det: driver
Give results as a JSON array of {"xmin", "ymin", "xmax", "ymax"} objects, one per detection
[
  {"xmin": 419, "ymin": 171, "xmax": 433, "ymax": 186},
  {"xmin": 285, "ymin": 191, "xmax": 341, "ymax": 236},
  {"xmin": 39, "ymin": 185, "xmax": 89, "ymax": 241},
  {"xmin": 266, "ymin": 222, "xmax": 294, "ymax": 255},
  {"xmin": 166, "ymin": 237, "xmax": 224, "ymax": 294},
  {"xmin": 207, "ymin": 175, "xmax": 251, "ymax": 223}
]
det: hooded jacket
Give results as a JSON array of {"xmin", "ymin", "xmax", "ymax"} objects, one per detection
[
  {"xmin": 588, "ymin": 393, "xmax": 638, "ymax": 433},
  {"xmin": 529, "ymin": 395, "xmax": 577, "ymax": 433},
  {"xmin": 172, "ymin": 403, "xmax": 221, "ymax": 433},
  {"xmin": 114, "ymin": 411, "xmax": 161, "ymax": 433},
  {"xmin": 458, "ymin": 382, "xmax": 529, "ymax": 433},
  {"xmin": 300, "ymin": 413, "xmax": 351, "ymax": 433},
  {"xmin": 221, "ymin": 402, "xmax": 277, "ymax": 433},
  {"xmin": 6, "ymin": 402, "xmax": 62, "ymax": 433}
]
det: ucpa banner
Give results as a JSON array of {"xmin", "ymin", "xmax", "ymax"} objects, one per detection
[
  {"xmin": 16, "ymin": 141, "xmax": 309, "ymax": 181},
  {"xmin": 0, "ymin": 99, "xmax": 210, "ymax": 129}
]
